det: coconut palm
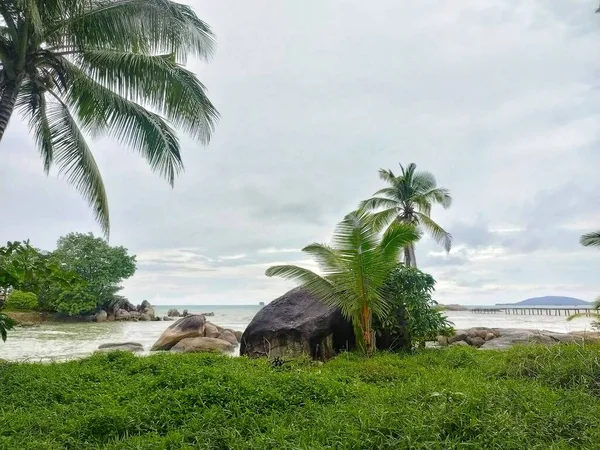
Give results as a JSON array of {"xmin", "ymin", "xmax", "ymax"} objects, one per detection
[
  {"xmin": 359, "ymin": 163, "xmax": 452, "ymax": 267},
  {"xmin": 580, "ymin": 231, "xmax": 600, "ymax": 247},
  {"xmin": 265, "ymin": 211, "xmax": 420, "ymax": 354},
  {"xmin": 0, "ymin": 0, "xmax": 219, "ymax": 236}
]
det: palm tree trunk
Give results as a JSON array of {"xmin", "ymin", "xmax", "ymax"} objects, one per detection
[
  {"xmin": 404, "ymin": 244, "xmax": 417, "ymax": 267},
  {"xmin": 0, "ymin": 79, "xmax": 22, "ymax": 143}
]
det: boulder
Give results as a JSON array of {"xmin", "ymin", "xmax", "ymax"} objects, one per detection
[
  {"xmin": 171, "ymin": 337, "xmax": 235, "ymax": 353},
  {"xmin": 107, "ymin": 314, "xmax": 115, "ymax": 321},
  {"xmin": 234, "ymin": 331, "xmax": 243, "ymax": 342},
  {"xmin": 115, "ymin": 309, "xmax": 131, "ymax": 321},
  {"xmin": 467, "ymin": 328, "xmax": 491, "ymax": 340},
  {"xmin": 471, "ymin": 336, "xmax": 485, "ymax": 347},
  {"xmin": 240, "ymin": 287, "xmax": 355, "ymax": 360},
  {"xmin": 139, "ymin": 313, "xmax": 152, "ymax": 321},
  {"xmin": 163, "ymin": 316, "xmax": 175, "ymax": 321},
  {"xmin": 97, "ymin": 342, "xmax": 143, "ymax": 353},
  {"xmin": 139, "ymin": 300, "xmax": 152, "ymax": 310},
  {"xmin": 151, "ymin": 315, "xmax": 206, "ymax": 351},
  {"xmin": 219, "ymin": 330, "xmax": 238, "ymax": 346},
  {"xmin": 448, "ymin": 330, "xmax": 468, "ymax": 344},
  {"xmin": 479, "ymin": 329, "xmax": 556, "ymax": 350},
  {"xmin": 437, "ymin": 335, "xmax": 449, "ymax": 346},
  {"xmin": 450, "ymin": 341, "xmax": 469, "ymax": 347},
  {"xmin": 138, "ymin": 300, "xmax": 156, "ymax": 320},
  {"xmin": 182, "ymin": 309, "xmax": 189, "ymax": 317},
  {"xmin": 167, "ymin": 308, "xmax": 180, "ymax": 317},
  {"xmin": 204, "ymin": 322, "xmax": 220, "ymax": 338},
  {"xmin": 485, "ymin": 333, "xmax": 495, "ymax": 341},
  {"xmin": 129, "ymin": 311, "xmax": 141, "ymax": 319},
  {"xmin": 95, "ymin": 310, "xmax": 108, "ymax": 322}
]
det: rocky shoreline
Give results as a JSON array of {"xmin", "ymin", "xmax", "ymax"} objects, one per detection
[{"xmin": 438, "ymin": 327, "xmax": 600, "ymax": 349}]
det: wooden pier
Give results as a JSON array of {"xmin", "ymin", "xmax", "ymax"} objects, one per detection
[{"xmin": 470, "ymin": 308, "xmax": 593, "ymax": 317}]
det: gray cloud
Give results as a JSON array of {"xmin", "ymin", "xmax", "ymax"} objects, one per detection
[{"xmin": 1, "ymin": 0, "xmax": 599, "ymax": 305}]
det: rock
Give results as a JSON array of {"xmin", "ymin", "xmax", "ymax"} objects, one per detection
[
  {"xmin": 182, "ymin": 309, "xmax": 189, "ymax": 317},
  {"xmin": 17, "ymin": 322, "xmax": 39, "ymax": 328},
  {"xmin": 115, "ymin": 309, "xmax": 131, "ymax": 321},
  {"xmin": 467, "ymin": 328, "xmax": 491, "ymax": 340},
  {"xmin": 151, "ymin": 315, "xmax": 206, "ymax": 351},
  {"xmin": 234, "ymin": 331, "xmax": 243, "ymax": 342},
  {"xmin": 139, "ymin": 300, "xmax": 152, "ymax": 310},
  {"xmin": 137, "ymin": 300, "xmax": 156, "ymax": 320},
  {"xmin": 107, "ymin": 314, "xmax": 115, "ymax": 321},
  {"xmin": 129, "ymin": 311, "xmax": 141, "ymax": 319},
  {"xmin": 479, "ymin": 328, "xmax": 557, "ymax": 350},
  {"xmin": 163, "ymin": 316, "xmax": 175, "ymax": 321},
  {"xmin": 97, "ymin": 342, "xmax": 143, "ymax": 353},
  {"xmin": 95, "ymin": 310, "xmax": 108, "ymax": 322},
  {"xmin": 167, "ymin": 308, "xmax": 180, "ymax": 317},
  {"xmin": 450, "ymin": 341, "xmax": 469, "ymax": 347},
  {"xmin": 204, "ymin": 322, "xmax": 220, "ymax": 338},
  {"xmin": 448, "ymin": 330, "xmax": 468, "ymax": 344},
  {"xmin": 139, "ymin": 313, "xmax": 152, "ymax": 321},
  {"xmin": 171, "ymin": 337, "xmax": 235, "ymax": 354},
  {"xmin": 202, "ymin": 312, "xmax": 215, "ymax": 317},
  {"xmin": 219, "ymin": 330, "xmax": 238, "ymax": 346},
  {"xmin": 471, "ymin": 336, "xmax": 485, "ymax": 347},
  {"xmin": 240, "ymin": 287, "xmax": 355, "ymax": 360},
  {"xmin": 485, "ymin": 333, "xmax": 495, "ymax": 341},
  {"xmin": 153, "ymin": 316, "xmax": 162, "ymax": 321},
  {"xmin": 437, "ymin": 335, "xmax": 449, "ymax": 346}
]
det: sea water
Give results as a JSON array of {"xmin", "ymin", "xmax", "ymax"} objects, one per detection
[{"xmin": 0, "ymin": 305, "xmax": 596, "ymax": 362}]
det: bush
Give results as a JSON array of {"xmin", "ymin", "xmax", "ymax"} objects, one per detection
[
  {"xmin": 376, "ymin": 265, "xmax": 453, "ymax": 350},
  {"xmin": 5, "ymin": 290, "xmax": 38, "ymax": 310}
]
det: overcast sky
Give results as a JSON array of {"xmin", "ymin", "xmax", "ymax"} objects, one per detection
[{"xmin": 1, "ymin": 0, "xmax": 599, "ymax": 305}]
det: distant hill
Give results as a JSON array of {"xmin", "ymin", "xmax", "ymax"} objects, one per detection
[{"xmin": 497, "ymin": 296, "xmax": 591, "ymax": 306}]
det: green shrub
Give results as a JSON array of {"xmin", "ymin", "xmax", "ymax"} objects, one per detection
[
  {"xmin": 375, "ymin": 265, "xmax": 453, "ymax": 350},
  {"xmin": 5, "ymin": 290, "xmax": 38, "ymax": 310}
]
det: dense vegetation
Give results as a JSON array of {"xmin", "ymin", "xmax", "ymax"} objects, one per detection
[
  {"xmin": 0, "ymin": 0, "xmax": 218, "ymax": 235},
  {"xmin": 266, "ymin": 210, "xmax": 419, "ymax": 354},
  {"xmin": 1, "ymin": 344, "xmax": 600, "ymax": 449},
  {"xmin": 0, "ymin": 233, "xmax": 137, "ymax": 338}
]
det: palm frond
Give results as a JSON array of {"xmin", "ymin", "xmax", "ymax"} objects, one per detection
[
  {"xmin": 421, "ymin": 187, "xmax": 452, "ymax": 209},
  {"xmin": 412, "ymin": 170, "xmax": 437, "ymax": 192},
  {"xmin": 74, "ymin": 49, "xmax": 218, "ymax": 143},
  {"xmin": 16, "ymin": 80, "xmax": 54, "ymax": 172},
  {"xmin": 359, "ymin": 196, "xmax": 397, "ymax": 212},
  {"xmin": 580, "ymin": 231, "xmax": 600, "ymax": 247},
  {"xmin": 416, "ymin": 212, "xmax": 452, "ymax": 252},
  {"xmin": 378, "ymin": 222, "xmax": 420, "ymax": 263},
  {"xmin": 378, "ymin": 168, "xmax": 395, "ymax": 182},
  {"xmin": 301, "ymin": 244, "xmax": 345, "ymax": 276},
  {"xmin": 45, "ymin": 93, "xmax": 110, "ymax": 236},
  {"xmin": 265, "ymin": 265, "xmax": 335, "ymax": 302},
  {"xmin": 566, "ymin": 312, "xmax": 600, "ymax": 322},
  {"xmin": 63, "ymin": 63, "xmax": 183, "ymax": 185},
  {"xmin": 50, "ymin": 0, "xmax": 215, "ymax": 62},
  {"xmin": 369, "ymin": 208, "xmax": 399, "ymax": 232}
]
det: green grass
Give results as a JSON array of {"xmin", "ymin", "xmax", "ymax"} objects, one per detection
[{"xmin": 1, "ymin": 345, "xmax": 600, "ymax": 449}]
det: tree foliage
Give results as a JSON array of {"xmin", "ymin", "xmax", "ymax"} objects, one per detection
[
  {"xmin": 266, "ymin": 211, "xmax": 420, "ymax": 354},
  {"xmin": 580, "ymin": 230, "xmax": 600, "ymax": 247},
  {"xmin": 52, "ymin": 232, "xmax": 136, "ymax": 314},
  {"xmin": 0, "ymin": 0, "xmax": 219, "ymax": 236},
  {"xmin": 376, "ymin": 265, "xmax": 453, "ymax": 350},
  {"xmin": 359, "ymin": 163, "xmax": 452, "ymax": 267}
]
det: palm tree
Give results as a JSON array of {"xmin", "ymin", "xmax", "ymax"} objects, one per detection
[
  {"xmin": 359, "ymin": 163, "xmax": 452, "ymax": 267},
  {"xmin": 0, "ymin": 0, "xmax": 219, "ymax": 236},
  {"xmin": 265, "ymin": 211, "xmax": 420, "ymax": 354},
  {"xmin": 580, "ymin": 231, "xmax": 600, "ymax": 247}
]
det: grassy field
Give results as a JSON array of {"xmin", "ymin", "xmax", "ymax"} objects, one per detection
[{"xmin": 1, "ymin": 344, "xmax": 600, "ymax": 449}]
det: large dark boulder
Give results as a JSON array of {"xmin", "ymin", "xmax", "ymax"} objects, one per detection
[{"xmin": 240, "ymin": 287, "xmax": 355, "ymax": 360}]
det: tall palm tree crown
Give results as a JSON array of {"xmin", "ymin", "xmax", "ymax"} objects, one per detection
[
  {"xmin": 265, "ymin": 211, "xmax": 420, "ymax": 354},
  {"xmin": 0, "ymin": 0, "xmax": 219, "ymax": 236},
  {"xmin": 360, "ymin": 163, "xmax": 452, "ymax": 267}
]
